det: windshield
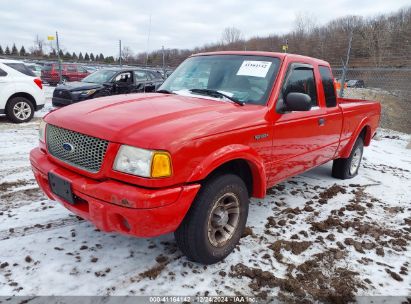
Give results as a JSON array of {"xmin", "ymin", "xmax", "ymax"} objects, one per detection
[
  {"xmin": 159, "ymin": 55, "xmax": 280, "ymax": 105},
  {"xmin": 82, "ymin": 69, "xmax": 117, "ymax": 84}
]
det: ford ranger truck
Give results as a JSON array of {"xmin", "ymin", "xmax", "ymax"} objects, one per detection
[{"xmin": 30, "ymin": 51, "xmax": 381, "ymax": 264}]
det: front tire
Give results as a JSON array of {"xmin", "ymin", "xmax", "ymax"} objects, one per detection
[
  {"xmin": 5, "ymin": 97, "xmax": 34, "ymax": 123},
  {"xmin": 332, "ymin": 137, "xmax": 364, "ymax": 179},
  {"xmin": 175, "ymin": 174, "xmax": 249, "ymax": 264}
]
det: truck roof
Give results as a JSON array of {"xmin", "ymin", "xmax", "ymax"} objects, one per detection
[{"xmin": 191, "ymin": 51, "xmax": 330, "ymax": 66}]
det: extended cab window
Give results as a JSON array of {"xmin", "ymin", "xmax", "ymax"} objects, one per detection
[
  {"xmin": 0, "ymin": 68, "xmax": 7, "ymax": 77},
  {"xmin": 283, "ymin": 66, "xmax": 317, "ymax": 107},
  {"xmin": 319, "ymin": 66, "xmax": 337, "ymax": 107},
  {"xmin": 4, "ymin": 63, "xmax": 35, "ymax": 77}
]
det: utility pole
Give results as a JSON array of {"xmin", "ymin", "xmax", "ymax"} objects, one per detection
[
  {"xmin": 162, "ymin": 45, "xmax": 165, "ymax": 76},
  {"xmin": 119, "ymin": 40, "xmax": 122, "ymax": 67},
  {"xmin": 340, "ymin": 30, "xmax": 353, "ymax": 97},
  {"xmin": 145, "ymin": 13, "xmax": 152, "ymax": 67},
  {"xmin": 56, "ymin": 31, "xmax": 62, "ymax": 84}
]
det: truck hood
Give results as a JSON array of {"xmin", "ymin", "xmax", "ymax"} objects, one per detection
[
  {"xmin": 45, "ymin": 93, "xmax": 267, "ymax": 149},
  {"xmin": 57, "ymin": 81, "xmax": 104, "ymax": 91}
]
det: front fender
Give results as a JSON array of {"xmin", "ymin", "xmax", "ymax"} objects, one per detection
[{"xmin": 187, "ymin": 144, "xmax": 267, "ymax": 198}]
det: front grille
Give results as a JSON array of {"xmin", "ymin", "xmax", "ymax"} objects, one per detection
[
  {"xmin": 46, "ymin": 124, "xmax": 109, "ymax": 173},
  {"xmin": 53, "ymin": 89, "xmax": 72, "ymax": 100}
]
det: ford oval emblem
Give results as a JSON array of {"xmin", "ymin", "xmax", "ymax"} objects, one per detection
[{"xmin": 62, "ymin": 143, "xmax": 75, "ymax": 152}]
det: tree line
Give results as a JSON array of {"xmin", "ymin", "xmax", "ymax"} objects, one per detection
[
  {"xmin": 1, "ymin": 6, "xmax": 409, "ymax": 68},
  {"xmin": 137, "ymin": 6, "xmax": 411, "ymax": 68},
  {"xmin": 0, "ymin": 41, "xmax": 116, "ymax": 64}
]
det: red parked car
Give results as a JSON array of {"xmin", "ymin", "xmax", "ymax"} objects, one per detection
[
  {"xmin": 41, "ymin": 63, "xmax": 90, "ymax": 86},
  {"xmin": 30, "ymin": 51, "xmax": 381, "ymax": 264}
]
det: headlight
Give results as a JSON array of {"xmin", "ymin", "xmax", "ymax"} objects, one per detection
[
  {"xmin": 39, "ymin": 120, "xmax": 47, "ymax": 143},
  {"xmin": 75, "ymin": 89, "xmax": 96, "ymax": 95},
  {"xmin": 113, "ymin": 145, "xmax": 172, "ymax": 178}
]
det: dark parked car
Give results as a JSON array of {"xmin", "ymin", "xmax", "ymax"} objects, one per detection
[
  {"xmin": 346, "ymin": 79, "xmax": 365, "ymax": 88},
  {"xmin": 52, "ymin": 68, "xmax": 164, "ymax": 107},
  {"xmin": 41, "ymin": 63, "xmax": 90, "ymax": 86}
]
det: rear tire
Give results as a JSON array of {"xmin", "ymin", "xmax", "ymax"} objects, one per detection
[
  {"xmin": 332, "ymin": 137, "xmax": 364, "ymax": 179},
  {"xmin": 5, "ymin": 97, "xmax": 34, "ymax": 123},
  {"xmin": 175, "ymin": 174, "xmax": 249, "ymax": 264}
]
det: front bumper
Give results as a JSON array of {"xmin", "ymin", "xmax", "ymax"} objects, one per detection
[
  {"xmin": 52, "ymin": 97, "xmax": 74, "ymax": 107},
  {"xmin": 30, "ymin": 147, "xmax": 200, "ymax": 237}
]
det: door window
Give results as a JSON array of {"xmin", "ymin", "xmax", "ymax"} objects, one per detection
[
  {"xmin": 283, "ymin": 67, "xmax": 318, "ymax": 107},
  {"xmin": 319, "ymin": 66, "xmax": 337, "ymax": 107},
  {"xmin": 115, "ymin": 72, "xmax": 133, "ymax": 83},
  {"xmin": 4, "ymin": 63, "xmax": 35, "ymax": 77},
  {"xmin": 134, "ymin": 70, "xmax": 148, "ymax": 81},
  {"xmin": 66, "ymin": 66, "xmax": 77, "ymax": 72}
]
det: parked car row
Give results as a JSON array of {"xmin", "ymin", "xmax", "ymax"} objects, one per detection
[{"xmin": 0, "ymin": 58, "xmax": 166, "ymax": 123}]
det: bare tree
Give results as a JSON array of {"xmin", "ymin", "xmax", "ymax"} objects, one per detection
[
  {"xmin": 30, "ymin": 35, "xmax": 44, "ymax": 56},
  {"xmin": 294, "ymin": 12, "xmax": 317, "ymax": 36},
  {"xmin": 121, "ymin": 46, "xmax": 134, "ymax": 63},
  {"xmin": 221, "ymin": 27, "xmax": 243, "ymax": 45}
]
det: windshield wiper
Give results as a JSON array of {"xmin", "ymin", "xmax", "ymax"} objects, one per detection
[
  {"xmin": 156, "ymin": 89, "xmax": 175, "ymax": 94},
  {"xmin": 189, "ymin": 89, "xmax": 244, "ymax": 106}
]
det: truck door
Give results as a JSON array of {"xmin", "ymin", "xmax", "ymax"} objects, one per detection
[
  {"xmin": 317, "ymin": 65, "xmax": 343, "ymax": 160},
  {"xmin": 271, "ymin": 63, "xmax": 328, "ymax": 183}
]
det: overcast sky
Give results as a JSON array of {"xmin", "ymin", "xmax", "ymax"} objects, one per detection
[{"xmin": 0, "ymin": 0, "xmax": 409, "ymax": 57}]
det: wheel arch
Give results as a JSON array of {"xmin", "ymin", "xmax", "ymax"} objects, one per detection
[
  {"xmin": 340, "ymin": 121, "xmax": 372, "ymax": 159},
  {"xmin": 188, "ymin": 146, "xmax": 267, "ymax": 198},
  {"xmin": 7, "ymin": 92, "xmax": 37, "ymax": 109}
]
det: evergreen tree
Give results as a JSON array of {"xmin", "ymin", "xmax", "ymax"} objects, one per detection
[
  {"xmin": 72, "ymin": 52, "xmax": 77, "ymax": 60},
  {"xmin": 99, "ymin": 53, "xmax": 104, "ymax": 61},
  {"xmin": 5, "ymin": 46, "xmax": 10, "ymax": 55},
  {"xmin": 84, "ymin": 52, "xmax": 90, "ymax": 61},
  {"xmin": 11, "ymin": 44, "xmax": 18, "ymax": 55},
  {"xmin": 19, "ymin": 46, "xmax": 26, "ymax": 56},
  {"xmin": 90, "ymin": 53, "xmax": 95, "ymax": 61},
  {"xmin": 58, "ymin": 50, "xmax": 64, "ymax": 58},
  {"xmin": 64, "ymin": 51, "xmax": 71, "ymax": 60},
  {"xmin": 0, "ymin": 46, "xmax": 3, "ymax": 55},
  {"xmin": 78, "ymin": 52, "xmax": 84, "ymax": 61},
  {"xmin": 104, "ymin": 56, "xmax": 114, "ymax": 63}
]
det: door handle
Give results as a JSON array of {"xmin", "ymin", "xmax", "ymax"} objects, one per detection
[{"xmin": 318, "ymin": 118, "xmax": 326, "ymax": 126}]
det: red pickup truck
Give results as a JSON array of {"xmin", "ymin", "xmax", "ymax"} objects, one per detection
[{"xmin": 30, "ymin": 51, "xmax": 380, "ymax": 264}]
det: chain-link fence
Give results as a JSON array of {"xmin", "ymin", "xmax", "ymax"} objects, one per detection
[{"xmin": 332, "ymin": 67, "xmax": 411, "ymax": 133}]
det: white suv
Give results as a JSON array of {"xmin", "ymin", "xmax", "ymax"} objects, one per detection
[{"xmin": 0, "ymin": 59, "xmax": 46, "ymax": 123}]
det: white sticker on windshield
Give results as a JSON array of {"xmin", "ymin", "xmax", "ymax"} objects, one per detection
[{"xmin": 236, "ymin": 61, "xmax": 272, "ymax": 78}]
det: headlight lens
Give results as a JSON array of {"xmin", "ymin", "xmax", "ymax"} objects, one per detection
[
  {"xmin": 75, "ymin": 89, "xmax": 96, "ymax": 95},
  {"xmin": 113, "ymin": 145, "xmax": 172, "ymax": 178},
  {"xmin": 39, "ymin": 120, "xmax": 47, "ymax": 142}
]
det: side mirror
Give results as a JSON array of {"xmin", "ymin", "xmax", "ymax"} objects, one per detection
[{"xmin": 285, "ymin": 93, "xmax": 312, "ymax": 111}]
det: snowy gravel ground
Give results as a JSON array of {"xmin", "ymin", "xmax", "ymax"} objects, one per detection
[{"xmin": 0, "ymin": 88, "xmax": 410, "ymax": 302}]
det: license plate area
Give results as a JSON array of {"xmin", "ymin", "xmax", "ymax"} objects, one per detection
[{"xmin": 48, "ymin": 172, "xmax": 75, "ymax": 204}]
